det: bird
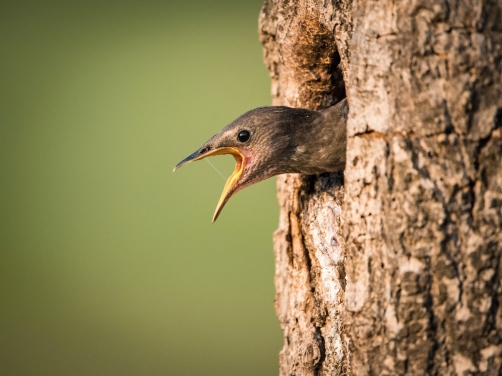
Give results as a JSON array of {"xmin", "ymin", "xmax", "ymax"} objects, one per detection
[{"xmin": 173, "ymin": 98, "xmax": 348, "ymax": 222}]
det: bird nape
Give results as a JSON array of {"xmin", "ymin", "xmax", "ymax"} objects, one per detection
[{"xmin": 174, "ymin": 98, "xmax": 348, "ymax": 222}]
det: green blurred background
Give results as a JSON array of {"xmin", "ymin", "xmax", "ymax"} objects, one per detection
[{"xmin": 0, "ymin": 0, "xmax": 282, "ymax": 374}]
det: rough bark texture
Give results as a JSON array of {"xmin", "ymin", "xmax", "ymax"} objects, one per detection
[
  {"xmin": 259, "ymin": 0, "xmax": 502, "ymax": 375},
  {"xmin": 259, "ymin": 1, "xmax": 353, "ymax": 374}
]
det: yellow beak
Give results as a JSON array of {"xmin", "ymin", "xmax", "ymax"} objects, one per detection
[{"xmin": 173, "ymin": 147, "xmax": 245, "ymax": 223}]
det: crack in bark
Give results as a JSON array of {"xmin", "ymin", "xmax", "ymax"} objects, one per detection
[{"xmin": 313, "ymin": 327, "xmax": 326, "ymax": 376}]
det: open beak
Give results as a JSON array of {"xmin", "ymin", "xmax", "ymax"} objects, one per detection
[{"xmin": 173, "ymin": 146, "xmax": 246, "ymax": 223}]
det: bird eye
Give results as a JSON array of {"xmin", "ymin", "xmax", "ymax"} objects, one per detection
[{"xmin": 237, "ymin": 130, "xmax": 250, "ymax": 143}]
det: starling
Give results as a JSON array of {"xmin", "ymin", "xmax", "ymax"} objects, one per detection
[{"xmin": 174, "ymin": 98, "xmax": 348, "ymax": 222}]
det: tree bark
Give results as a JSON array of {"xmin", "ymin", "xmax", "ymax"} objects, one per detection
[{"xmin": 259, "ymin": 1, "xmax": 502, "ymax": 375}]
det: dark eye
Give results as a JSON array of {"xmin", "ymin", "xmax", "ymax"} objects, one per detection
[{"xmin": 237, "ymin": 130, "xmax": 250, "ymax": 143}]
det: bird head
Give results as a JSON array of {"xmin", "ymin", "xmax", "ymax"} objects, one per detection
[
  {"xmin": 173, "ymin": 99, "xmax": 348, "ymax": 222},
  {"xmin": 173, "ymin": 106, "xmax": 317, "ymax": 222}
]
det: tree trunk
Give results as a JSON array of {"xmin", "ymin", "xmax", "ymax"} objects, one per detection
[{"xmin": 259, "ymin": 1, "xmax": 502, "ymax": 375}]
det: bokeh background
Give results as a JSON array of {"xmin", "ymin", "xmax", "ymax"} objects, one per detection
[{"xmin": 0, "ymin": 0, "xmax": 282, "ymax": 375}]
